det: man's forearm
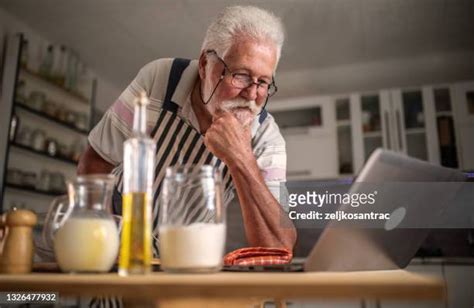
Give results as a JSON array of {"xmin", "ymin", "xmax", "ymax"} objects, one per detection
[{"xmin": 229, "ymin": 156, "xmax": 296, "ymax": 250}]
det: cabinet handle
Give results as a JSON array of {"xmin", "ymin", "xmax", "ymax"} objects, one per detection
[
  {"xmin": 396, "ymin": 110, "xmax": 404, "ymax": 151},
  {"xmin": 384, "ymin": 111, "xmax": 391, "ymax": 150},
  {"xmin": 288, "ymin": 170, "xmax": 311, "ymax": 177}
]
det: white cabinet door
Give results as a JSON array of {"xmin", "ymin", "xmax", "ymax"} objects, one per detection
[
  {"xmin": 390, "ymin": 88, "xmax": 437, "ymax": 163},
  {"xmin": 352, "ymin": 91, "xmax": 391, "ymax": 173},
  {"xmin": 333, "ymin": 96, "xmax": 357, "ymax": 175},
  {"xmin": 452, "ymin": 81, "xmax": 474, "ymax": 170},
  {"xmin": 270, "ymin": 96, "xmax": 338, "ymax": 180},
  {"xmin": 284, "ymin": 128, "xmax": 338, "ymax": 180}
]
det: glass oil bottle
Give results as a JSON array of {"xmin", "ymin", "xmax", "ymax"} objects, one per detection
[{"xmin": 118, "ymin": 92, "xmax": 155, "ymax": 275}]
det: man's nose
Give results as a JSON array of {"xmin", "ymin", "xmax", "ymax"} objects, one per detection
[{"xmin": 240, "ymin": 83, "xmax": 258, "ymax": 101}]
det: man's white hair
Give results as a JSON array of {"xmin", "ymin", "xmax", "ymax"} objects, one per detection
[{"xmin": 201, "ymin": 5, "xmax": 285, "ymax": 65}]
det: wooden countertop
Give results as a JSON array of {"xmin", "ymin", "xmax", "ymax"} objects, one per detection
[{"xmin": 0, "ymin": 270, "xmax": 445, "ymax": 301}]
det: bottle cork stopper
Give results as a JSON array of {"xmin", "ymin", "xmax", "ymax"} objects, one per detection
[{"xmin": 136, "ymin": 91, "xmax": 150, "ymax": 107}]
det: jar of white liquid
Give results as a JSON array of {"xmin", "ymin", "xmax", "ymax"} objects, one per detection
[
  {"xmin": 45, "ymin": 174, "xmax": 119, "ymax": 273},
  {"xmin": 158, "ymin": 165, "xmax": 226, "ymax": 273}
]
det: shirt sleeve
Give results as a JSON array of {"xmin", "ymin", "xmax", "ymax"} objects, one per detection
[
  {"xmin": 252, "ymin": 114, "xmax": 289, "ymax": 212},
  {"xmin": 88, "ymin": 60, "xmax": 167, "ymax": 165}
]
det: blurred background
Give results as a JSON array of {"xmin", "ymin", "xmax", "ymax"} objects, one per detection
[{"xmin": 1, "ymin": 0, "xmax": 474, "ymax": 259}]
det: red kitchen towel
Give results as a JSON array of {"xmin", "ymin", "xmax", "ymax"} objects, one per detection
[{"xmin": 224, "ymin": 247, "xmax": 293, "ymax": 266}]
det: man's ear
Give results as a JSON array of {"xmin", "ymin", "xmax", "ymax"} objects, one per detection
[{"xmin": 198, "ymin": 52, "xmax": 207, "ymax": 80}]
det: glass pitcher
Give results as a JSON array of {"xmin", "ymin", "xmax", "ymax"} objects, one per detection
[{"xmin": 43, "ymin": 174, "xmax": 120, "ymax": 273}]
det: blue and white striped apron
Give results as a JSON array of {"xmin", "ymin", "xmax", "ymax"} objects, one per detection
[
  {"xmin": 88, "ymin": 58, "xmax": 269, "ymax": 308},
  {"xmin": 110, "ymin": 58, "xmax": 235, "ymax": 257}
]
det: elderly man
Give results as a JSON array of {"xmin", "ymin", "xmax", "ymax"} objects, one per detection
[{"xmin": 78, "ymin": 5, "xmax": 296, "ymax": 251}]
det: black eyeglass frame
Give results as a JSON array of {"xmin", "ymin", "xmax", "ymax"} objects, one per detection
[{"xmin": 204, "ymin": 49, "xmax": 278, "ymax": 110}]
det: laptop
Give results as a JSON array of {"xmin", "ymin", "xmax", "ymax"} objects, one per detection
[{"xmin": 225, "ymin": 149, "xmax": 466, "ymax": 272}]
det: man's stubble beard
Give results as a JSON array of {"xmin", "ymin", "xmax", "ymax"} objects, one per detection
[{"xmin": 201, "ymin": 76, "xmax": 262, "ymax": 127}]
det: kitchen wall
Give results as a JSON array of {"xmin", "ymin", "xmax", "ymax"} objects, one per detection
[
  {"xmin": 0, "ymin": 7, "xmax": 121, "ymax": 112},
  {"xmin": 277, "ymin": 50, "xmax": 474, "ymax": 99}
]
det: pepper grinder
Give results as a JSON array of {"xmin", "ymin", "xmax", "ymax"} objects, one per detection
[{"xmin": 0, "ymin": 208, "xmax": 37, "ymax": 274}]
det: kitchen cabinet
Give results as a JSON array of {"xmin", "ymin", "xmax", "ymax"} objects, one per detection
[
  {"xmin": 340, "ymin": 91, "xmax": 392, "ymax": 173},
  {"xmin": 269, "ymin": 96, "xmax": 338, "ymax": 181},
  {"xmin": 0, "ymin": 33, "xmax": 96, "ymax": 215},
  {"xmin": 452, "ymin": 81, "xmax": 474, "ymax": 170},
  {"xmin": 349, "ymin": 85, "xmax": 471, "ymax": 174},
  {"xmin": 273, "ymin": 81, "xmax": 473, "ymax": 181},
  {"xmin": 348, "ymin": 87, "xmax": 454, "ymax": 173}
]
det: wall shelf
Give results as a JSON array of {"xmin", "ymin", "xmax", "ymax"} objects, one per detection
[
  {"xmin": 15, "ymin": 103, "xmax": 89, "ymax": 135},
  {"xmin": 5, "ymin": 183, "xmax": 65, "ymax": 197},
  {"xmin": 20, "ymin": 68, "xmax": 89, "ymax": 105},
  {"xmin": 0, "ymin": 33, "xmax": 97, "ymax": 213},
  {"xmin": 10, "ymin": 142, "xmax": 78, "ymax": 166},
  {"xmin": 363, "ymin": 131, "xmax": 383, "ymax": 138}
]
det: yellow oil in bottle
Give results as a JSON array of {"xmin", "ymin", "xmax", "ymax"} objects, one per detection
[{"xmin": 118, "ymin": 192, "xmax": 152, "ymax": 275}]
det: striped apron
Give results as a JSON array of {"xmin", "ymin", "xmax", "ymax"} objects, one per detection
[
  {"xmin": 88, "ymin": 58, "xmax": 269, "ymax": 307},
  {"xmin": 110, "ymin": 58, "xmax": 235, "ymax": 257}
]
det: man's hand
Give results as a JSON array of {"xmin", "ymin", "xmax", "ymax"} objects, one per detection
[
  {"xmin": 203, "ymin": 110, "xmax": 253, "ymax": 167},
  {"xmin": 204, "ymin": 110, "xmax": 296, "ymax": 249}
]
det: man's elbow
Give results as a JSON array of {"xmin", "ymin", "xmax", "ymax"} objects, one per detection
[
  {"xmin": 283, "ymin": 226, "xmax": 297, "ymax": 251},
  {"xmin": 77, "ymin": 144, "xmax": 115, "ymax": 175}
]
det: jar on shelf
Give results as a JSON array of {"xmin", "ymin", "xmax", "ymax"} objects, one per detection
[
  {"xmin": 9, "ymin": 113, "xmax": 20, "ymax": 142},
  {"xmin": 49, "ymin": 172, "xmax": 66, "ymax": 193},
  {"xmin": 65, "ymin": 110, "xmax": 77, "ymax": 125},
  {"xmin": 57, "ymin": 142, "xmax": 71, "ymax": 159},
  {"xmin": 43, "ymin": 100, "xmax": 58, "ymax": 117},
  {"xmin": 27, "ymin": 91, "xmax": 46, "ymax": 111},
  {"xmin": 46, "ymin": 138, "xmax": 58, "ymax": 156},
  {"xmin": 55, "ymin": 106, "xmax": 68, "ymax": 122},
  {"xmin": 76, "ymin": 113, "xmax": 88, "ymax": 130},
  {"xmin": 17, "ymin": 126, "xmax": 33, "ymax": 147},
  {"xmin": 31, "ymin": 129, "xmax": 46, "ymax": 152},
  {"xmin": 22, "ymin": 172, "xmax": 37, "ymax": 188},
  {"xmin": 6, "ymin": 168, "xmax": 23, "ymax": 186},
  {"xmin": 36, "ymin": 170, "xmax": 52, "ymax": 192}
]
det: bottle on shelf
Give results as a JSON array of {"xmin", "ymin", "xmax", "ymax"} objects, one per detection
[
  {"xmin": 9, "ymin": 113, "xmax": 19, "ymax": 142},
  {"xmin": 119, "ymin": 92, "xmax": 155, "ymax": 276},
  {"xmin": 77, "ymin": 64, "xmax": 92, "ymax": 101},
  {"xmin": 52, "ymin": 45, "xmax": 67, "ymax": 86},
  {"xmin": 65, "ymin": 51, "xmax": 78, "ymax": 91},
  {"xmin": 39, "ymin": 45, "xmax": 53, "ymax": 78}
]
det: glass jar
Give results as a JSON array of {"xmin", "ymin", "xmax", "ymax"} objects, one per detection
[
  {"xmin": 27, "ymin": 91, "xmax": 46, "ymax": 111},
  {"xmin": 44, "ymin": 174, "xmax": 119, "ymax": 273},
  {"xmin": 158, "ymin": 165, "xmax": 226, "ymax": 273},
  {"xmin": 31, "ymin": 129, "xmax": 46, "ymax": 152}
]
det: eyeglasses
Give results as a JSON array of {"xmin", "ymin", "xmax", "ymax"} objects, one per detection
[{"xmin": 206, "ymin": 50, "xmax": 278, "ymax": 98}]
